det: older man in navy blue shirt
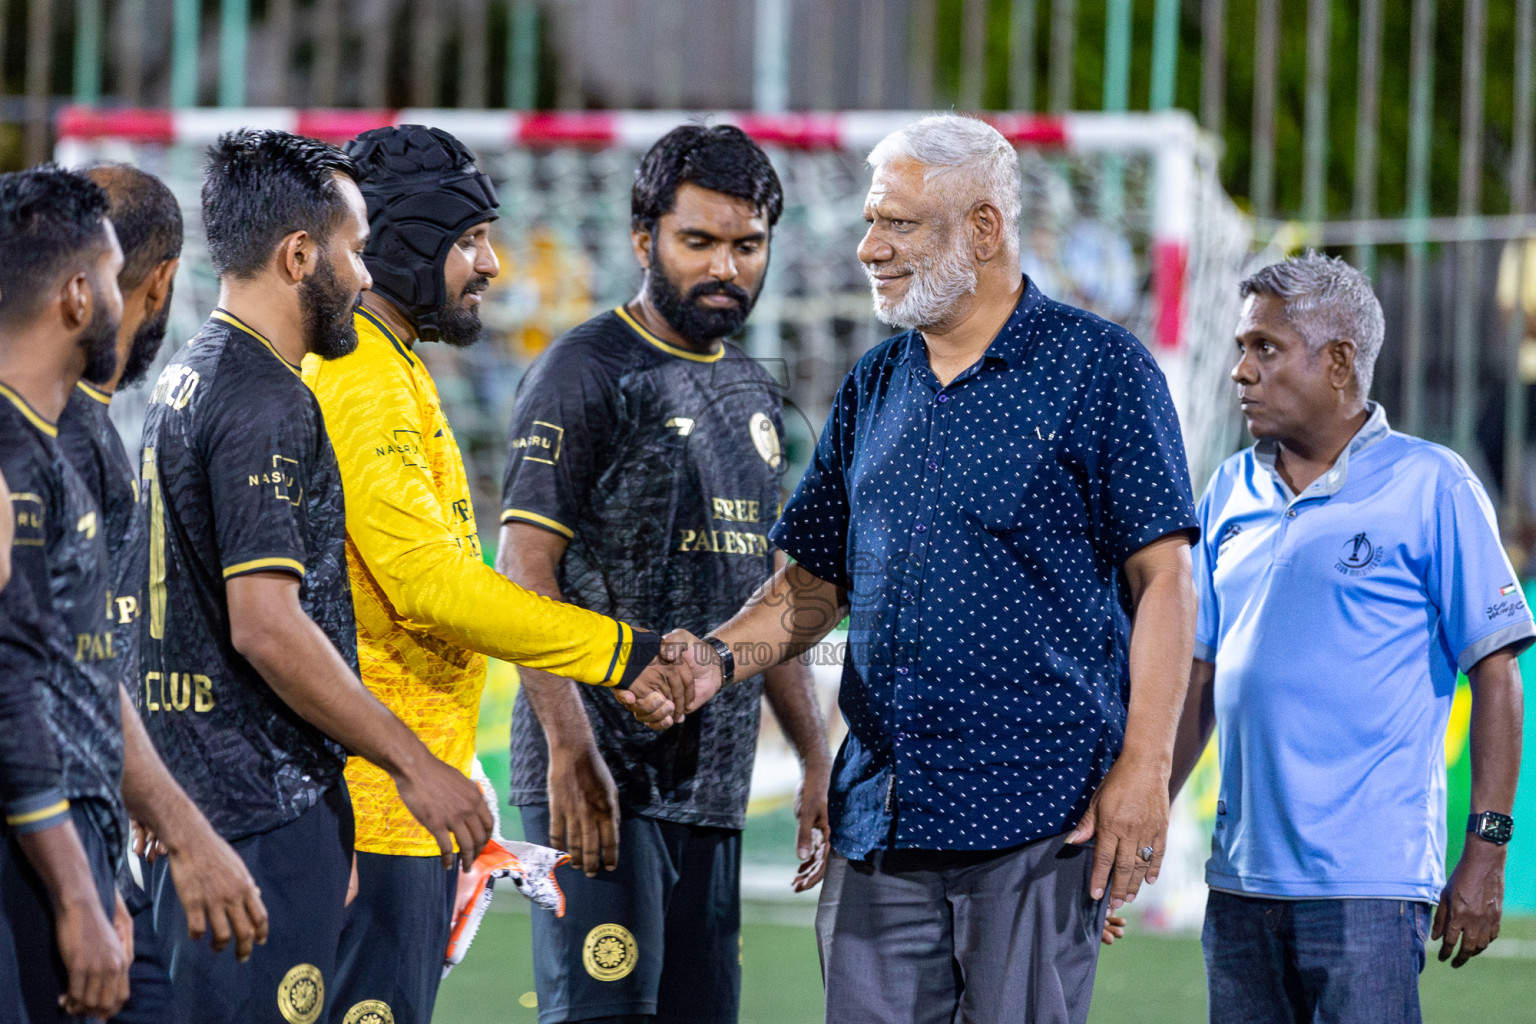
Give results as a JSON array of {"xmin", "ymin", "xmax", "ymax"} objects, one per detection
[{"xmin": 674, "ymin": 115, "xmax": 1198, "ymax": 1023}]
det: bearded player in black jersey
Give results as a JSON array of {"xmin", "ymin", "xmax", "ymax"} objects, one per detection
[
  {"xmin": 0, "ymin": 165, "xmax": 131, "ymax": 1023},
  {"xmin": 55, "ymin": 163, "xmax": 270, "ymax": 1024},
  {"xmin": 131, "ymin": 129, "xmax": 495, "ymax": 1024},
  {"xmin": 497, "ymin": 125, "xmax": 831, "ymax": 1024}
]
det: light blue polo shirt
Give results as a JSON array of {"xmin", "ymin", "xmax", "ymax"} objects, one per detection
[{"xmin": 1195, "ymin": 403, "xmax": 1535, "ymax": 901}]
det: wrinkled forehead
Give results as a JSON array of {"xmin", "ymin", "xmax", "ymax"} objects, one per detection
[{"xmin": 864, "ymin": 158, "xmax": 940, "ymax": 212}]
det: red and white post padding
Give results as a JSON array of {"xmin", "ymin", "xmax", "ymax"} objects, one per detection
[{"xmin": 56, "ymin": 106, "xmax": 1201, "ymax": 352}]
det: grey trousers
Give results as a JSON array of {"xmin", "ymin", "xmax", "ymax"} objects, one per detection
[{"xmin": 815, "ymin": 834, "xmax": 1108, "ymax": 1024}]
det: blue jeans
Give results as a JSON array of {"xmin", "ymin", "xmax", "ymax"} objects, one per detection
[{"xmin": 1202, "ymin": 889, "xmax": 1430, "ymax": 1024}]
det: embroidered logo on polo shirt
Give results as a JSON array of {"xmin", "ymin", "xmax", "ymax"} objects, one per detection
[
  {"xmin": 1335, "ymin": 532, "xmax": 1384, "ymax": 577},
  {"xmin": 1217, "ymin": 522, "xmax": 1243, "ymax": 551}
]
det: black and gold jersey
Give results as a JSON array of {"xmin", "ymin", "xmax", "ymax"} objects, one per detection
[
  {"xmin": 501, "ymin": 308, "xmax": 786, "ymax": 830},
  {"xmin": 133, "ymin": 310, "xmax": 355, "ymax": 842},
  {"xmin": 0, "ymin": 384, "xmax": 124, "ymax": 855},
  {"xmin": 58, "ymin": 381, "xmax": 142, "ymax": 681}
]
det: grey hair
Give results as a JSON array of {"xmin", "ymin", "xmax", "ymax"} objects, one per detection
[
  {"xmin": 867, "ymin": 114, "xmax": 1021, "ymax": 259},
  {"xmin": 1239, "ymin": 251, "xmax": 1386, "ymax": 396}
]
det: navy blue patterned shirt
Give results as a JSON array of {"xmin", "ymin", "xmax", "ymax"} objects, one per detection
[{"xmin": 770, "ymin": 279, "xmax": 1198, "ymax": 858}]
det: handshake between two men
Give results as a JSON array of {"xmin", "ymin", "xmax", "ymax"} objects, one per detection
[{"xmin": 612, "ymin": 630, "xmax": 729, "ymax": 730}]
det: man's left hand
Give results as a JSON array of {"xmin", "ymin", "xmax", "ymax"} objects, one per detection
[
  {"xmin": 1065, "ymin": 755, "xmax": 1168, "ymax": 909},
  {"xmin": 1433, "ymin": 838, "xmax": 1506, "ymax": 968}
]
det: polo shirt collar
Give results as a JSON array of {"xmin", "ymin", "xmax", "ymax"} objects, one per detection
[
  {"xmin": 1255, "ymin": 401, "xmax": 1390, "ymax": 499},
  {"xmin": 900, "ymin": 275, "xmax": 1045, "ymax": 372}
]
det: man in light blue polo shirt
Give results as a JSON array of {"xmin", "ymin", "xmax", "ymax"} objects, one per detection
[{"xmin": 1171, "ymin": 252, "xmax": 1531, "ymax": 1023}]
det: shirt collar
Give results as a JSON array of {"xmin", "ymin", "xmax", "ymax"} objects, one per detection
[
  {"xmin": 1255, "ymin": 402, "xmax": 1390, "ymax": 499},
  {"xmin": 900, "ymin": 275, "xmax": 1044, "ymax": 371},
  {"xmin": 211, "ymin": 308, "xmax": 302, "ymax": 377}
]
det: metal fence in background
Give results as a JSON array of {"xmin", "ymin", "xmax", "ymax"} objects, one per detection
[{"xmin": 4, "ymin": 0, "xmax": 1536, "ymax": 541}]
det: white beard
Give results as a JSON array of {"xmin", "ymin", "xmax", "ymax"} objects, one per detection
[{"xmin": 865, "ymin": 231, "xmax": 979, "ymax": 331}]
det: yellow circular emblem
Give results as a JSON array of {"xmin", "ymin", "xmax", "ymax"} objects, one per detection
[
  {"xmin": 749, "ymin": 412, "xmax": 784, "ymax": 469},
  {"xmin": 342, "ymin": 1000, "xmax": 394, "ymax": 1024},
  {"xmin": 277, "ymin": 963, "xmax": 324, "ymax": 1024},
  {"xmin": 582, "ymin": 923, "xmax": 638, "ymax": 981}
]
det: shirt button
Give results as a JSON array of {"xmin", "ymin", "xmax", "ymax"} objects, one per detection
[
  {"xmin": 896, "ymin": 666, "xmax": 909, "ymax": 676},
  {"xmin": 1285, "ymin": 509, "xmax": 1296, "ymax": 519},
  {"xmin": 915, "ymin": 523, "xmax": 927, "ymax": 533},
  {"xmin": 936, "ymin": 394, "xmax": 949, "ymax": 404},
  {"xmin": 927, "ymin": 461, "xmax": 938, "ymax": 471},
  {"xmin": 902, "ymin": 590, "xmax": 914, "ymax": 601}
]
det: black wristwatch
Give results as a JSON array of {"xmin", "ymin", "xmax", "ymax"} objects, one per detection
[
  {"xmin": 1468, "ymin": 811, "xmax": 1514, "ymax": 846},
  {"xmin": 700, "ymin": 634, "xmax": 735, "ymax": 689}
]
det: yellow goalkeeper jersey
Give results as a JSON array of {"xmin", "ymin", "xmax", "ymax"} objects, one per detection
[{"xmin": 303, "ymin": 308, "xmax": 647, "ymax": 855}]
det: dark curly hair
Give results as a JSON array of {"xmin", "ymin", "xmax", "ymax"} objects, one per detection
[
  {"xmin": 201, "ymin": 128, "xmax": 358, "ymax": 279},
  {"xmin": 631, "ymin": 124, "xmax": 784, "ymax": 236},
  {"xmin": 0, "ymin": 164, "xmax": 112, "ymax": 327}
]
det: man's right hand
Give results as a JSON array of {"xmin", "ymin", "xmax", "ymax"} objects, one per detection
[
  {"xmin": 163, "ymin": 820, "xmax": 269, "ymax": 961},
  {"xmin": 393, "ymin": 753, "xmax": 494, "ymax": 870},
  {"xmin": 666, "ymin": 629, "xmax": 725, "ymax": 712},
  {"xmin": 548, "ymin": 742, "xmax": 621, "ymax": 876},
  {"xmin": 54, "ymin": 893, "xmax": 129, "ymax": 1019}
]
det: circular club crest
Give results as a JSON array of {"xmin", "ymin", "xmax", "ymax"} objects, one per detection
[
  {"xmin": 749, "ymin": 412, "xmax": 784, "ymax": 469},
  {"xmin": 1335, "ymin": 531, "xmax": 1383, "ymax": 576},
  {"xmin": 277, "ymin": 964, "xmax": 324, "ymax": 1024},
  {"xmin": 583, "ymin": 923, "xmax": 638, "ymax": 981},
  {"xmin": 342, "ymin": 1000, "xmax": 394, "ymax": 1024}
]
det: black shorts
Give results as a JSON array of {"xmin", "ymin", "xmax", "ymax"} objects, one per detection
[
  {"xmin": 109, "ymin": 856, "xmax": 179, "ymax": 1024},
  {"xmin": 330, "ymin": 851, "xmax": 457, "ymax": 1024},
  {"xmin": 0, "ymin": 802, "xmax": 117, "ymax": 1024},
  {"xmin": 152, "ymin": 781, "xmax": 353, "ymax": 1024},
  {"xmin": 519, "ymin": 806, "xmax": 742, "ymax": 1024}
]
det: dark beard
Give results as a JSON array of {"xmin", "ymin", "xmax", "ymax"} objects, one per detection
[
  {"xmin": 79, "ymin": 299, "xmax": 121, "ymax": 386},
  {"xmin": 645, "ymin": 244, "xmax": 760, "ymax": 346},
  {"xmin": 115, "ymin": 284, "xmax": 173, "ymax": 389},
  {"xmin": 299, "ymin": 255, "xmax": 361, "ymax": 360},
  {"xmin": 434, "ymin": 276, "xmax": 489, "ymax": 349}
]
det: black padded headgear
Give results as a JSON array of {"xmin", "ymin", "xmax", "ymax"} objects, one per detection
[{"xmin": 343, "ymin": 125, "xmax": 498, "ymax": 341}]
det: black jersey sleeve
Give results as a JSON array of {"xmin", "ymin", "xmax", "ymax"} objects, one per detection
[
  {"xmin": 0, "ymin": 565, "xmax": 67, "ymax": 830},
  {"xmin": 202, "ymin": 389, "xmax": 322, "ymax": 580},
  {"xmin": 500, "ymin": 343, "xmax": 622, "ymax": 540}
]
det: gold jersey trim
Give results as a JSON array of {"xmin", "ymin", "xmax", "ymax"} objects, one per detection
[
  {"xmin": 0, "ymin": 382, "xmax": 58, "ymax": 437},
  {"xmin": 614, "ymin": 305, "xmax": 723, "ymax": 363},
  {"xmin": 6, "ymin": 799, "xmax": 69, "ymax": 826},
  {"xmin": 212, "ymin": 309, "xmax": 303, "ymax": 377},
  {"xmin": 223, "ymin": 556, "xmax": 306, "ymax": 579},
  {"xmin": 74, "ymin": 380, "xmax": 112, "ymax": 405},
  {"xmin": 500, "ymin": 508, "xmax": 575, "ymax": 539}
]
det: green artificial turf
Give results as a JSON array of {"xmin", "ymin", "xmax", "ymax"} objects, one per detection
[{"xmin": 433, "ymin": 904, "xmax": 1536, "ymax": 1023}]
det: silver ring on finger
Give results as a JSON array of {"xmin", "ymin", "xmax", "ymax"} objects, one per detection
[{"xmin": 1137, "ymin": 845, "xmax": 1155, "ymax": 862}]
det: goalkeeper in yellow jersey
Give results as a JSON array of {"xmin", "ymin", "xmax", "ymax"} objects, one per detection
[{"xmin": 302, "ymin": 125, "xmax": 694, "ymax": 1024}]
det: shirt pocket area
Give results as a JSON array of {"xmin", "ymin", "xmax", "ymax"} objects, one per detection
[{"xmin": 960, "ymin": 449, "xmax": 1054, "ymax": 533}]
